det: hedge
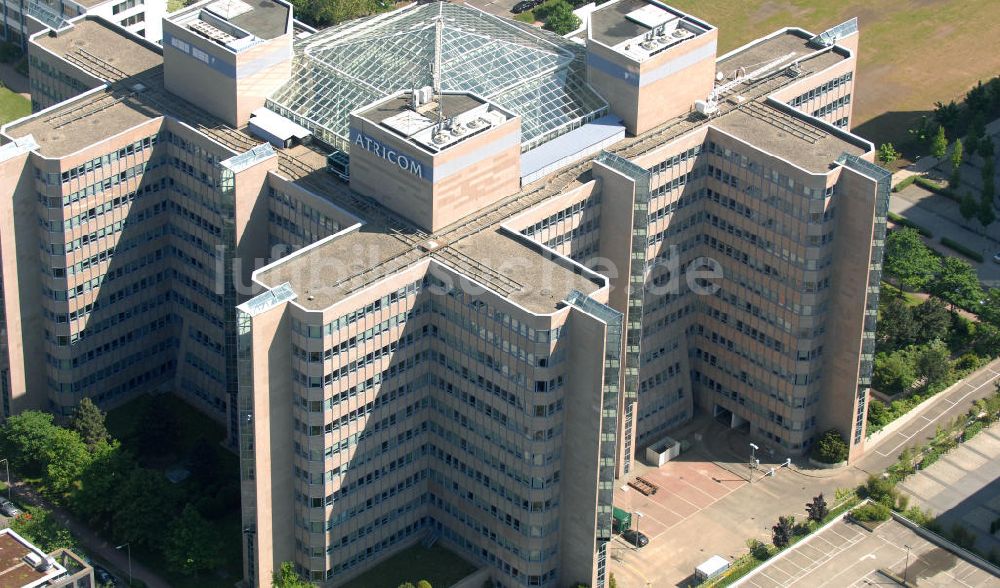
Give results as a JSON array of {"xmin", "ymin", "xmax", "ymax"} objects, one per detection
[
  {"xmin": 892, "ymin": 175, "xmax": 917, "ymax": 192},
  {"xmin": 914, "ymin": 176, "xmax": 960, "ymax": 202},
  {"xmin": 939, "ymin": 237, "xmax": 985, "ymax": 263},
  {"xmin": 887, "ymin": 212, "xmax": 934, "ymax": 238}
]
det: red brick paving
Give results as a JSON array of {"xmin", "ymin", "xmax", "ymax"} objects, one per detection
[{"xmin": 615, "ymin": 461, "xmax": 746, "ymax": 540}]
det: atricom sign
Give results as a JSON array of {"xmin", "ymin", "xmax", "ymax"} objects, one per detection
[{"xmin": 350, "ymin": 129, "xmax": 429, "ymax": 180}]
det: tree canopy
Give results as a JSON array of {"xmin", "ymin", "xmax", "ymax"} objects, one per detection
[
  {"xmin": 884, "ymin": 228, "xmax": 940, "ymax": 291},
  {"xmin": 930, "ymin": 256, "xmax": 984, "ymax": 309},
  {"xmin": 164, "ymin": 504, "xmax": 224, "ymax": 576},
  {"xmin": 273, "ymin": 561, "xmax": 319, "ymax": 588},
  {"xmin": 70, "ymin": 398, "xmax": 110, "ymax": 449},
  {"xmin": 539, "ymin": 0, "xmax": 580, "ymax": 35}
]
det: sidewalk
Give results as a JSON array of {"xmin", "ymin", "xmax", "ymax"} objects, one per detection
[{"xmin": 9, "ymin": 481, "xmax": 171, "ymax": 588}]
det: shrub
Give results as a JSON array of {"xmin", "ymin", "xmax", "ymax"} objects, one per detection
[
  {"xmin": 863, "ymin": 475, "xmax": 898, "ymax": 507},
  {"xmin": 746, "ymin": 539, "xmax": 770, "ymax": 561},
  {"xmin": 965, "ymin": 420, "xmax": 985, "ymax": 440},
  {"xmin": 939, "ymin": 237, "xmax": 985, "ymax": 263},
  {"xmin": 955, "ymin": 353, "xmax": 984, "ymax": 372},
  {"xmin": 887, "ymin": 212, "xmax": 933, "ymax": 237},
  {"xmin": 903, "ymin": 506, "xmax": 934, "ymax": 526},
  {"xmin": 949, "ymin": 523, "xmax": 977, "ymax": 550},
  {"xmin": 812, "ymin": 429, "xmax": 849, "ymax": 463},
  {"xmin": 771, "ymin": 516, "xmax": 794, "ymax": 548},
  {"xmin": 914, "ymin": 176, "xmax": 959, "ymax": 201},
  {"xmin": 851, "ymin": 502, "xmax": 891, "ymax": 522}
]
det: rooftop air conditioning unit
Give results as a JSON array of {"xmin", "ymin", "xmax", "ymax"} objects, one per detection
[
  {"xmin": 432, "ymin": 132, "xmax": 449, "ymax": 145},
  {"xmin": 24, "ymin": 552, "xmax": 51, "ymax": 571},
  {"xmin": 417, "ymin": 86, "xmax": 434, "ymax": 104}
]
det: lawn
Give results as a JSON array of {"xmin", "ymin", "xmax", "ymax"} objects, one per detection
[
  {"xmin": 666, "ymin": 0, "xmax": 1000, "ymax": 158},
  {"xmin": 106, "ymin": 393, "xmax": 243, "ymax": 588},
  {"xmin": 348, "ymin": 544, "xmax": 477, "ymax": 588},
  {"xmin": 0, "ymin": 85, "xmax": 29, "ymax": 125}
]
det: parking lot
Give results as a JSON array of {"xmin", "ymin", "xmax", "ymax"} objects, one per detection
[
  {"xmin": 737, "ymin": 517, "xmax": 999, "ymax": 587},
  {"xmin": 458, "ymin": 0, "xmax": 525, "ymax": 19}
]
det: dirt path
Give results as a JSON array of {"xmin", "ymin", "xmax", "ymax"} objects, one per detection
[{"xmin": 9, "ymin": 481, "xmax": 171, "ymax": 588}]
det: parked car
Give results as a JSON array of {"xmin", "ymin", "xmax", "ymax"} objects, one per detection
[
  {"xmin": 993, "ymin": 251, "xmax": 1000, "ymax": 264},
  {"xmin": 511, "ymin": 1, "xmax": 535, "ymax": 13},
  {"xmin": 0, "ymin": 498, "xmax": 21, "ymax": 517},
  {"xmin": 94, "ymin": 566, "xmax": 118, "ymax": 587},
  {"xmin": 621, "ymin": 529, "xmax": 649, "ymax": 547}
]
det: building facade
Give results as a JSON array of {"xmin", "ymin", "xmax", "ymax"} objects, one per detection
[{"xmin": 0, "ymin": 1, "xmax": 886, "ymax": 587}]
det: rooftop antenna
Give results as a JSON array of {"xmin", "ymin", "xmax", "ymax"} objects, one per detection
[{"xmin": 433, "ymin": 2, "xmax": 444, "ymax": 127}]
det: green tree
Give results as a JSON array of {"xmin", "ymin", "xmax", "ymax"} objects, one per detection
[
  {"xmin": 917, "ymin": 340, "xmax": 951, "ymax": 387},
  {"xmin": 884, "ymin": 228, "xmax": 940, "ymax": 291},
  {"xmin": 960, "ymin": 192, "xmax": 980, "ymax": 221},
  {"xmin": 164, "ymin": 504, "xmax": 223, "ymax": 575},
  {"xmin": 0, "ymin": 411, "xmax": 60, "ymax": 476},
  {"xmin": 877, "ymin": 297, "xmax": 916, "ymax": 349},
  {"xmin": 10, "ymin": 506, "xmax": 75, "ymax": 552},
  {"xmin": 806, "ymin": 493, "xmax": 829, "ymax": 523},
  {"xmin": 931, "ymin": 125, "xmax": 948, "ymax": 159},
  {"xmin": 771, "ymin": 516, "xmax": 794, "ymax": 548},
  {"xmin": 967, "ymin": 114, "xmax": 985, "ymax": 157},
  {"xmin": 111, "ymin": 468, "xmax": 179, "ymax": 549},
  {"xmin": 978, "ymin": 194, "xmax": 996, "ymax": 228},
  {"xmin": 812, "ymin": 429, "xmax": 849, "ymax": 463},
  {"xmin": 608, "ymin": 574, "xmax": 617, "ymax": 588},
  {"xmin": 540, "ymin": 0, "xmax": 580, "ymax": 35},
  {"xmin": 980, "ymin": 288, "xmax": 1000, "ymax": 326},
  {"xmin": 932, "ymin": 100, "xmax": 960, "ymax": 135},
  {"xmin": 72, "ymin": 441, "xmax": 133, "ymax": 528},
  {"xmin": 973, "ymin": 323, "xmax": 1000, "ymax": 357},
  {"xmin": 70, "ymin": 398, "xmax": 110, "ymax": 449},
  {"xmin": 417, "ymin": 582, "xmax": 433, "ymax": 588},
  {"xmin": 949, "ymin": 138, "xmax": 963, "ymax": 189},
  {"xmin": 878, "ymin": 143, "xmax": 899, "ymax": 164},
  {"xmin": 931, "ymin": 256, "xmax": 984, "ymax": 309},
  {"xmin": 873, "ymin": 351, "xmax": 917, "ymax": 395},
  {"xmin": 273, "ymin": 561, "xmax": 318, "ymax": 588},
  {"xmin": 42, "ymin": 427, "xmax": 92, "ymax": 495},
  {"xmin": 912, "ymin": 298, "xmax": 952, "ymax": 343},
  {"xmin": 980, "ymin": 136, "xmax": 996, "ymax": 160}
]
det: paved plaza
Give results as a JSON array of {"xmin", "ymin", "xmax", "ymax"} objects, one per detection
[{"xmin": 737, "ymin": 517, "xmax": 999, "ymax": 588}]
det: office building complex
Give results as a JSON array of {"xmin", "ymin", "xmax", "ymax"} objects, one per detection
[{"xmin": 0, "ymin": 1, "xmax": 887, "ymax": 586}]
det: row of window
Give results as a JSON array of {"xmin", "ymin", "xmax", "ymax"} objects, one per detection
[
  {"xmin": 813, "ymin": 94, "xmax": 852, "ymax": 118},
  {"xmin": 787, "ymin": 72, "xmax": 853, "ymax": 108},
  {"xmin": 520, "ymin": 194, "xmax": 601, "ymax": 237}
]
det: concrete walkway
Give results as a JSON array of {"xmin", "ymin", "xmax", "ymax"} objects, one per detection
[{"xmin": 8, "ymin": 481, "xmax": 171, "ymax": 588}]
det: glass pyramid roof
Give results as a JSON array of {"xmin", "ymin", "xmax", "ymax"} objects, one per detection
[{"xmin": 267, "ymin": 2, "xmax": 608, "ymax": 151}]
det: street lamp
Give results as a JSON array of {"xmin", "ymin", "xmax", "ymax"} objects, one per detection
[
  {"xmin": 115, "ymin": 543, "xmax": 132, "ymax": 587},
  {"xmin": 903, "ymin": 544, "xmax": 912, "ymax": 586},
  {"xmin": 748, "ymin": 443, "xmax": 759, "ymax": 482},
  {"xmin": 0, "ymin": 458, "xmax": 10, "ymax": 500},
  {"xmin": 633, "ymin": 511, "xmax": 644, "ymax": 550}
]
